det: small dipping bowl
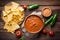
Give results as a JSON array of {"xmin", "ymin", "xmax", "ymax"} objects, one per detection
[{"xmin": 42, "ymin": 7, "xmax": 52, "ymax": 17}]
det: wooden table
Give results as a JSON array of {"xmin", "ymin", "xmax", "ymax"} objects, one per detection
[{"xmin": 0, "ymin": 0, "xmax": 60, "ymax": 40}]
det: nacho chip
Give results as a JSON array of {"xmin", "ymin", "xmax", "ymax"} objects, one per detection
[{"xmin": 4, "ymin": 22, "xmax": 20, "ymax": 33}]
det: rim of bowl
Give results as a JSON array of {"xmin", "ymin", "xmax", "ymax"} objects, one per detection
[
  {"xmin": 42, "ymin": 7, "xmax": 52, "ymax": 17},
  {"xmin": 24, "ymin": 14, "xmax": 44, "ymax": 34}
]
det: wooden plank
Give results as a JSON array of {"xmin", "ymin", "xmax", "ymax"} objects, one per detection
[
  {"xmin": 0, "ymin": 6, "xmax": 60, "ymax": 22},
  {"xmin": 0, "ymin": 21, "xmax": 60, "ymax": 31},
  {"xmin": 0, "ymin": 6, "xmax": 60, "ymax": 11},
  {"xmin": 0, "ymin": 0, "xmax": 60, "ymax": 7},
  {"xmin": 45, "ymin": 22, "xmax": 60, "ymax": 32},
  {"xmin": 25, "ymin": 31, "xmax": 60, "ymax": 40},
  {"xmin": 0, "ymin": 32, "xmax": 18, "ymax": 40},
  {"xmin": 52, "ymin": 22, "xmax": 60, "ymax": 32}
]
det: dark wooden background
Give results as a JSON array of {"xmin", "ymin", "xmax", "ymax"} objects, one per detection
[{"xmin": 0, "ymin": 0, "xmax": 60, "ymax": 40}]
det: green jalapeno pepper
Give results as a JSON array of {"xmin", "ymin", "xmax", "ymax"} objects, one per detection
[
  {"xmin": 45, "ymin": 16, "xmax": 53, "ymax": 25},
  {"xmin": 50, "ymin": 13, "xmax": 57, "ymax": 27},
  {"xmin": 27, "ymin": 4, "xmax": 39, "ymax": 10},
  {"xmin": 20, "ymin": 36, "xmax": 25, "ymax": 40}
]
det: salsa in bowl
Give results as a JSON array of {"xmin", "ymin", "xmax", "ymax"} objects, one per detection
[{"xmin": 24, "ymin": 15, "xmax": 44, "ymax": 33}]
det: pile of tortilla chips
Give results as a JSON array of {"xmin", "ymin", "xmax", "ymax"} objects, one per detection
[{"xmin": 2, "ymin": 2, "xmax": 24, "ymax": 33}]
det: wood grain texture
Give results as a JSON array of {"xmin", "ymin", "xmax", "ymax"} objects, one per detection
[
  {"xmin": 0, "ymin": 0, "xmax": 60, "ymax": 7},
  {"xmin": 0, "ymin": 32, "xmax": 18, "ymax": 40},
  {"xmin": 0, "ymin": 0, "xmax": 60, "ymax": 40}
]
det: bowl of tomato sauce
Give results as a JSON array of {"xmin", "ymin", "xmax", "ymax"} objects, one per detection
[{"xmin": 24, "ymin": 11, "xmax": 44, "ymax": 33}]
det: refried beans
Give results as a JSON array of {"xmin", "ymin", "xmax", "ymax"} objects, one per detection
[{"xmin": 24, "ymin": 15, "xmax": 44, "ymax": 33}]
